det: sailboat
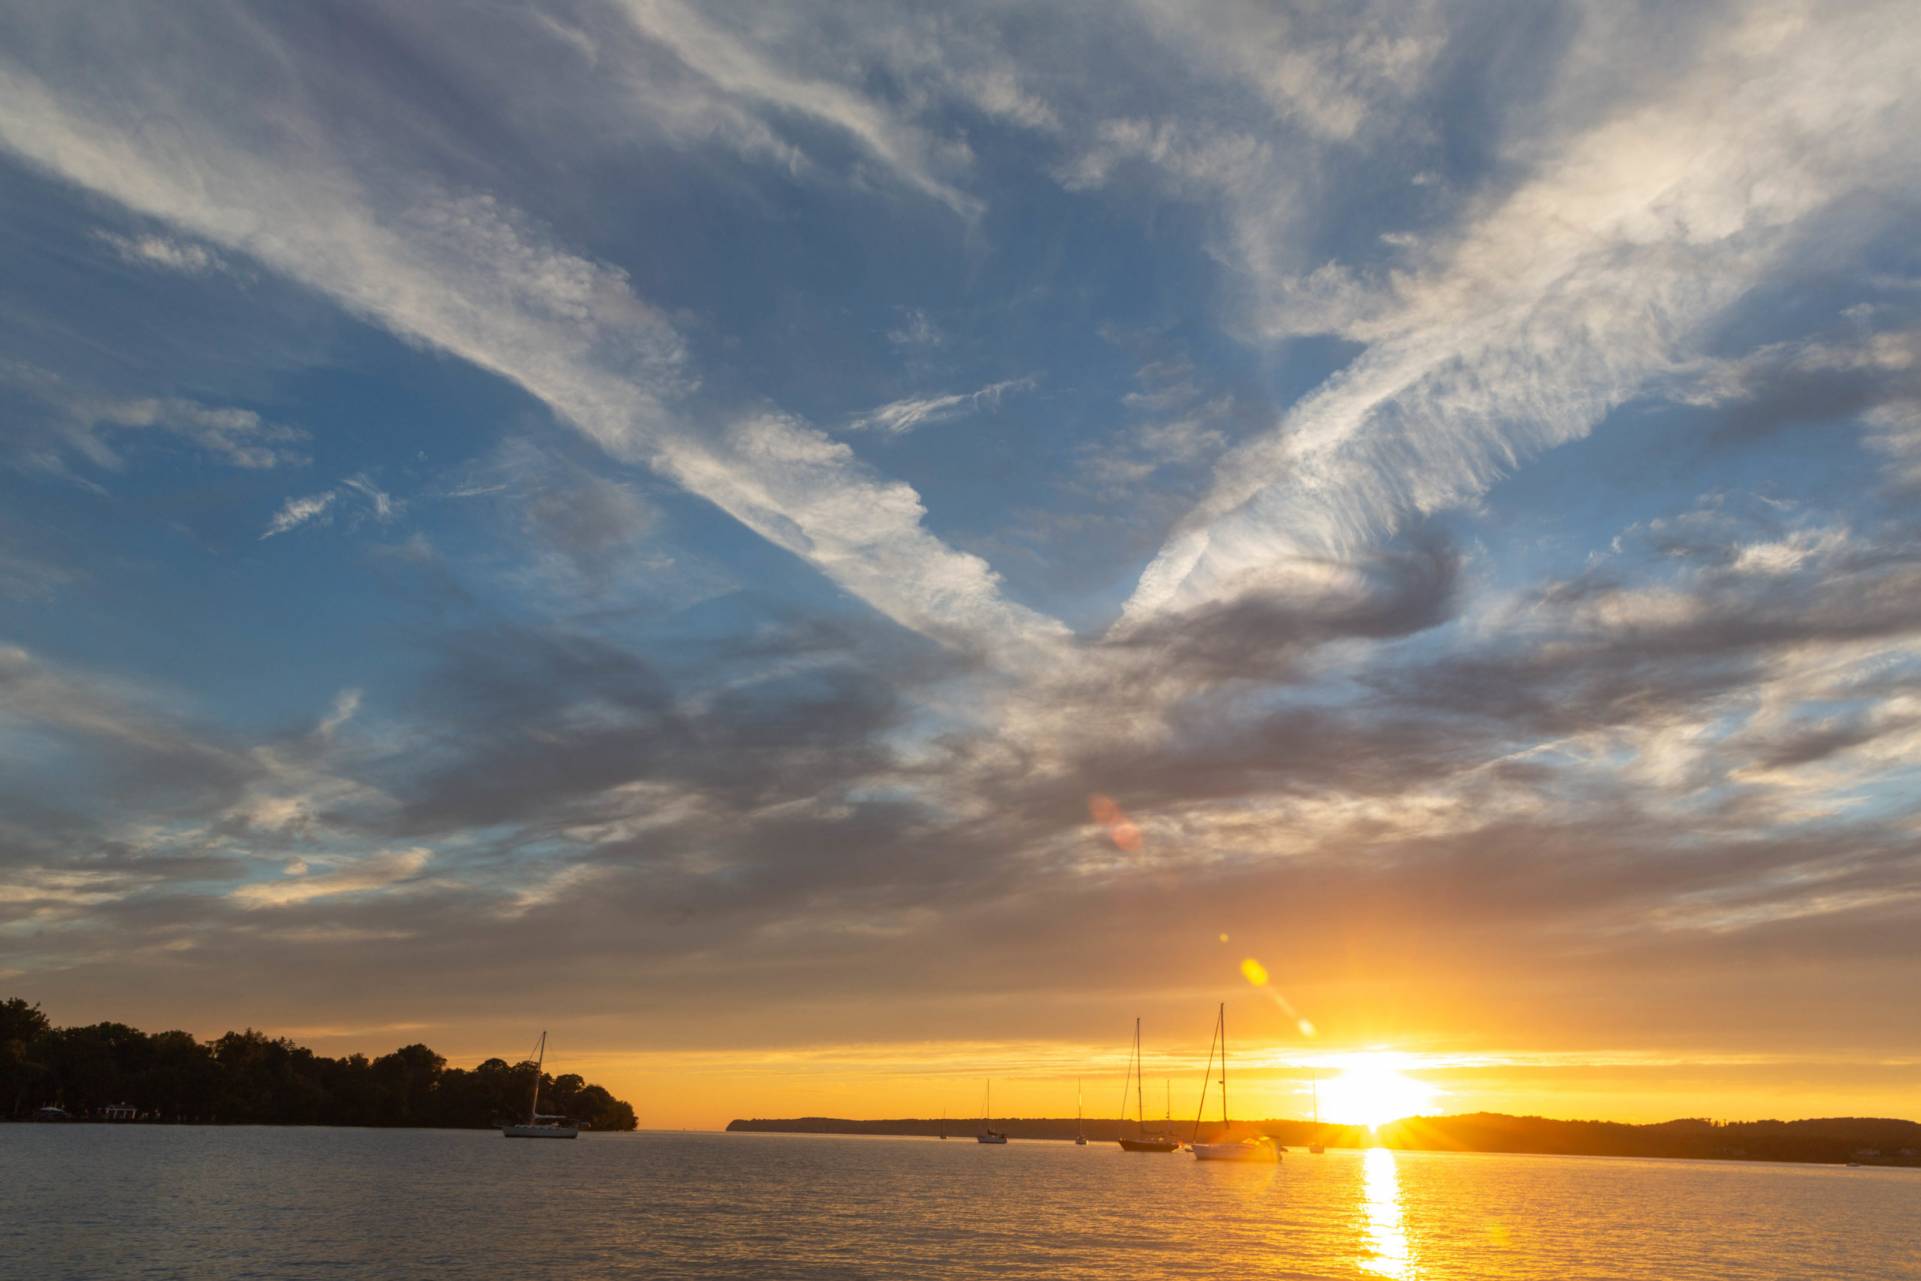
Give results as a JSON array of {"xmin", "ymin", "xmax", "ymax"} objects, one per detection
[
  {"xmin": 977, "ymin": 1080, "xmax": 1008, "ymax": 1143},
  {"xmin": 1189, "ymin": 1003, "xmax": 1278, "ymax": 1161},
  {"xmin": 1075, "ymin": 1078, "xmax": 1087, "ymax": 1145},
  {"xmin": 1308, "ymin": 1071, "xmax": 1326, "ymax": 1154},
  {"xmin": 940, "ymin": 1108, "xmax": 948, "ymax": 1140},
  {"xmin": 1117, "ymin": 1017, "xmax": 1180, "ymax": 1153},
  {"xmin": 501, "ymin": 1031, "xmax": 579, "ymax": 1139}
]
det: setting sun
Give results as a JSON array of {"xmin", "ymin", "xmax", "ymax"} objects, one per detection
[{"xmin": 1318, "ymin": 1053, "xmax": 1440, "ymax": 1129}]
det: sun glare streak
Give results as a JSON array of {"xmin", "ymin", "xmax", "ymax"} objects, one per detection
[
  {"xmin": 1360, "ymin": 1147, "xmax": 1415, "ymax": 1279},
  {"xmin": 1239, "ymin": 955, "xmax": 1316, "ymax": 1037}
]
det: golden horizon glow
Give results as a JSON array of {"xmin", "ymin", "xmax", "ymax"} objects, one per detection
[
  {"xmin": 172, "ymin": 1024, "xmax": 1921, "ymax": 1130},
  {"xmin": 1319, "ymin": 1052, "xmax": 1441, "ymax": 1129}
]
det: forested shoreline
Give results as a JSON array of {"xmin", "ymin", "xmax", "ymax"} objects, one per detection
[
  {"xmin": 728, "ymin": 1112, "xmax": 1921, "ymax": 1167},
  {"xmin": 1, "ymin": 999, "xmax": 637, "ymax": 1130}
]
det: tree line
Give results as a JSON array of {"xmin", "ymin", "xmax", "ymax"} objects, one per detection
[
  {"xmin": 0, "ymin": 998, "xmax": 637, "ymax": 1130},
  {"xmin": 730, "ymin": 1112, "xmax": 1921, "ymax": 1165}
]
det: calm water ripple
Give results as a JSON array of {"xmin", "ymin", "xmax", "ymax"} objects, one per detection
[{"xmin": 5, "ymin": 1127, "xmax": 1918, "ymax": 1280}]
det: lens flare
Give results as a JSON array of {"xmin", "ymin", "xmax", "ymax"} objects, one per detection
[
  {"xmin": 1087, "ymin": 793, "xmax": 1142, "ymax": 852},
  {"xmin": 1240, "ymin": 955, "xmax": 1316, "ymax": 1037}
]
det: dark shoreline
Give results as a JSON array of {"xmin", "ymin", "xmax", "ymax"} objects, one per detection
[
  {"xmin": 727, "ymin": 1112, "xmax": 1921, "ymax": 1168},
  {"xmin": 2, "ymin": 998, "xmax": 639, "ymax": 1131},
  {"xmin": 3, "ymin": 1117, "xmax": 616, "ymax": 1131}
]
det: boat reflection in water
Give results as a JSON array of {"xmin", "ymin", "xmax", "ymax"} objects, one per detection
[{"xmin": 1360, "ymin": 1146, "xmax": 1416, "ymax": 1279}]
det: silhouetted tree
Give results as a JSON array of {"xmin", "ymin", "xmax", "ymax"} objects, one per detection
[
  {"xmin": 0, "ymin": 998, "xmax": 637, "ymax": 1129},
  {"xmin": 1, "ymin": 998, "xmax": 51, "ymax": 1116},
  {"xmin": 371, "ymin": 1044, "xmax": 445, "ymax": 1126}
]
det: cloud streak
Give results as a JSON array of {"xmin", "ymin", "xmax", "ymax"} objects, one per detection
[
  {"xmin": 93, "ymin": 228, "xmax": 229, "ymax": 275},
  {"xmin": 1120, "ymin": 0, "xmax": 1920, "ymax": 627},
  {"xmin": 846, "ymin": 377, "xmax": 1034, "ymax": 435},
  {"xmin": 230, "ymin": 848, "xmax": 432, "ymax": 909},
  {"xmin": 0, "ymin": 13, "xmax": 1065, "ymax": 667},
  {"xmin": 260, "ymin": 491, "xmax": 337, "ymax": 539}
]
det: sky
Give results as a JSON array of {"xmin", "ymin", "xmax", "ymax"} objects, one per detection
[{"xmin": 2, "ymin": 1, "xmax": 1919, "ymax": 1129}]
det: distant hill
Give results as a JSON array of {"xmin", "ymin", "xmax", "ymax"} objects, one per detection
[{"xmin": 726, "ymin": 1113, "xmax": 1921, "ymax": 1166}]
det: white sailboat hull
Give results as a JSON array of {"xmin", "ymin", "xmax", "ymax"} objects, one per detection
[
  {"xmin": 1191, "ymin": 1138, "xmax": 1278, "ymax": 1161},
  {"xmin": 503, "ymin": 1123, "xmax": 578, "ymax": 1138}
]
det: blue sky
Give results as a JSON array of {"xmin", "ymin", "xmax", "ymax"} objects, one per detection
[{"xmin": 3, "ymin": 1, "xmax": 1920, "ymax": 1123}]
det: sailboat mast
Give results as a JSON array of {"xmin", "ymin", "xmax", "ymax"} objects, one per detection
[
  {"xmin": 1219, "ymin": 1002, "xmax": 1229, "ymax": 1128},
  {"xmin": 1134, "ymin": 1017, "xmax": 1145, "ymax": 1135},
  {"xmin": 529, "ymin": 1030, "xmax": 546, "ymax": 1125}
]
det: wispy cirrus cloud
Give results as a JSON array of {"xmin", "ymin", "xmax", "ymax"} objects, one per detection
[
  {"xmin": 259, "ymin": 476, "xmax": 404, "ymax": 541},
  {"xmin": 229, "ymin": 848, "xmax": 433, "ymax": 909},
  {"xmin": 846, "ymin": 377, "xmax": 1034, "ymax": 435},
  {"xmin": 0, "ymin": 16, "xmax": 1065, "ymax": 665},
  {"xmin": 260, "ymin": 490, "xmax": 338, "ymax": 540},
  {"xmin": 610, "ymin": 0, "xmax": 984, "ymax": 217},
  {"xmin": 1120, "ymin": 1, "xmax": 1921, "ymax": 628},
  {"xmin": 93, "ymin": 228, "xmax": 229, "ymax": 276},
  {"xmin": 886, "ymin": 308, "xmax": 942, "ymax": 351},
  {"xmin": 0, "ymin": 363, "xmax": 309, "ymax": 473},
  {"xmin": 339, "ymin": 475, "xmax": 399, "ymax": 523},
  {"xmin": 89, "ymin": 397, "xmax": 309, "ymax": 470}
]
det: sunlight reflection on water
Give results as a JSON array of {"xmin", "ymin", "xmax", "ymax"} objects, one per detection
[{"xmin": 1361, "ymin": 1145, "xmax": 1416, "ymax": 1279}]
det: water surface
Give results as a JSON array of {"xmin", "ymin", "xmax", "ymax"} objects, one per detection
[{"xmin": 5, "ymin": 1127, "xmax": 1917, "ymax": 1279}]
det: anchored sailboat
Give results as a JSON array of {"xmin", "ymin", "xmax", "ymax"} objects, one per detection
[
  {"xmin": 1117, "ymin": 1017, "xmax": 1180, "ymax": 1153},
  {"xmin": 977, "ymin": 1080, "xmax": 1007, "ymax": 1143},
  {"xmin": 1075, "ymin": 1078, "xmax": 1087, "ymax": 1145},
  {"xmin": 501, "ymin": 1031, "xmax": 579, "ymax": 1139},
  {"xmin": 1189, "ymin": 1002, "xmax": 1278, "ymax": 1161}
]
